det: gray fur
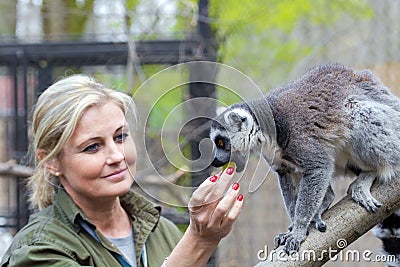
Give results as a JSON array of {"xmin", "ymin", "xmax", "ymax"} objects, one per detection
[{"xmin": 210, "ymin": 63, "xmax": 400, "ymax": 254}]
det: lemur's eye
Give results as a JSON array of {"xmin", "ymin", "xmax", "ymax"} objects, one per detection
[{"xmin": 217, "ymin": 138, "xmax": 224, "ymax": 148}]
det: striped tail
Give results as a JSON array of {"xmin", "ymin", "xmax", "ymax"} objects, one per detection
[{"xmin": 373, "ymin": 210, "xmax": 400, "ymax": 267}]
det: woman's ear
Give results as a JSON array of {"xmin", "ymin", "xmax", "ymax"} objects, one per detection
[
  {"xmin": 36, "ymin": 148, "xmax": 48, "ymax": 161},
  {"xmin": 37, "ymin": 148, "xmax": 61, "ymax": 176}
]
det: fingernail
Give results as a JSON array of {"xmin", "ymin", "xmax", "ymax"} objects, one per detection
[
  {"xmin": 232, "ymin": 182, "xmax": 240, "ymax": 191},
  {"xmin": 209, "ymin": 175, "xmax": 218, "ymax": 183},
  {"xmin": 237, "ymin": 194, "xmax": 244, "ymax": 201},
  {"xmin": 226, "ymin": 166, "xmax": 234, "ymax": 175}
]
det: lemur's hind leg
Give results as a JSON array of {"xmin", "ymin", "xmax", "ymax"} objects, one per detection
[
  {"xmin": 312, "ymin": 184, "xmax": 335, "ymax": 232},
  {"xmin": 348, "ymin": 171, "xmax": 382, "ymax": 213}
]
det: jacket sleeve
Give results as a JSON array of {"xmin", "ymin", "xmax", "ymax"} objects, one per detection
[{"xmin": 1, "ymin": 242, "xmax": 89, "ymax": 267}]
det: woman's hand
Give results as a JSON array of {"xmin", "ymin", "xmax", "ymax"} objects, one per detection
[
  {"xmin": 164, "ymin": 166, "xmax": 243, "ymax": 267},
  {"xmin": 187, "ymin": 165, "xmax": 243, "ymax": 244}
]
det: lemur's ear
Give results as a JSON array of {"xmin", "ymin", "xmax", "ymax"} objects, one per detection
[
  {"xmin": 228, "ymin": 111, "xmax": 247, "ymax": 126},
  {"xmin": 216, "ymin": 106, "xmax": 227, "ymax": 116}
]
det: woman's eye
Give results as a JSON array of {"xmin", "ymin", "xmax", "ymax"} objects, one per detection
[
  {"xmin": 115, "ymin": 133, "xmax": 129, "ymax": 143},
  {"xmin": 83, "ymin": 143, "xmax": 99, "ymax": 153}
]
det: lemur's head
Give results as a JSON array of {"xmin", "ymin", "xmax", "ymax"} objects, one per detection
[{"xmin": 210, "ymin": 102, "xmax": 265, "ymax": 172}]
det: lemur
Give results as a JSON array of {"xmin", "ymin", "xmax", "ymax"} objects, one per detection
[{"xmin": 209, "ymin": 63, "xmax": 400, "ymax": 260}]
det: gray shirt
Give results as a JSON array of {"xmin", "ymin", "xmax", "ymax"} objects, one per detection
[{"xmin": 107, "ymin": 229, "xmax": 137, "ymax": 267}]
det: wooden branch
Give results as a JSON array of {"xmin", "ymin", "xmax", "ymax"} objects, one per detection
[
  {"xmin": 0, "ymin": 161, "xmax": 33, "ymax": 178},
  {"xmin": 255, "ymin": 178, "xmax": 400, "ymax": 267}
]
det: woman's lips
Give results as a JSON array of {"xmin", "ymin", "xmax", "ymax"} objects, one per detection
[{"xmin": 103, "ymin": 168, "xmax": 127, "ymax": 180}]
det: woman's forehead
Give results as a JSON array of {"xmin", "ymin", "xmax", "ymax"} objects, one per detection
[{"xmin": 71, "ymin": 103, "xmax": 127, "ymax": 140}]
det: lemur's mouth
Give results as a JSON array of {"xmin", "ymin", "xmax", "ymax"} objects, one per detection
[
  {"xmin": 211, "ymin": 156, "xmax": 246, "ymax": 173},
  {"xmin": 210, "ymin": 157, "xmax": 227, "ymax": 168},
  {"xmin": 230, "ymin": 152, "xmax": 247, "ymax": 173}
]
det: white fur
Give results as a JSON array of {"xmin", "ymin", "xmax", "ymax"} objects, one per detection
[{"xmin": 224, "ymin": 108, "xmax": 259, "ymax": 152}]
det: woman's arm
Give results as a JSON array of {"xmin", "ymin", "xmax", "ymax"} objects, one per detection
[{"xmin": 164, "ymin": 165, "xmax": 243, "ymax": 267}]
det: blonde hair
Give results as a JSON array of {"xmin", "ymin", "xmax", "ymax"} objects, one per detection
[{"xmin": 28, "ymin": 74, "xmax": 136, "ymax": 210}]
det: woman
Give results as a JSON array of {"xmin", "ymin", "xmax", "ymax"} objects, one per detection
[{"xmin": 0, "ymin": 75, "xmax": 243, "ymax": 267}]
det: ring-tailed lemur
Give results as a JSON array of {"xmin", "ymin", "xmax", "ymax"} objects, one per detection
[{"xmin": 209, "ymin": 63, "xmax": 400, "ymax": 260}]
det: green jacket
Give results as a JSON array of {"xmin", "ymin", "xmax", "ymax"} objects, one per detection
[{"xmin": 1, "ymin": 188, "xmax": 183, "ymax": 267}]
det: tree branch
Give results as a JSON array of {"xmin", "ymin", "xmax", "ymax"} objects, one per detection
[
  {"xmin": 0, "ymin": 161, "xmax": 33, "ymax": 178},
  {"xmin": 255, "ymin": 178, "xmax": 400, "ymax": 267}
]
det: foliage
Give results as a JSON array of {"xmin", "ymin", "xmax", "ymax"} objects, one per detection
[
  {"xmin": 206, "ymin": 0, "xmax": 373, "ymax": 88},
  {"xmin": 139, "ymin": 0, "xmax": 373, "ymax": 137},
  {"xmin": 0, "ymin": 0, "xmax": 16, "ymax": 36},
  {"xmin": 125, "ymin": 0, "xmax": 140, "ymax": 28},
  {"xmin": 41, "ymin": 0, "xmax": 94, "ymax": 39}
]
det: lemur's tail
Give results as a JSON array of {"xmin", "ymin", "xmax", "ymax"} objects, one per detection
[{"xmin": 373, "ymin": 209, "xmax": 400, "ymax": 267}]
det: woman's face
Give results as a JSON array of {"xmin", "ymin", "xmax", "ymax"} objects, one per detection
[{"xmin": 57, "ymin": 101, "xmax": 136, "ymax": 202}]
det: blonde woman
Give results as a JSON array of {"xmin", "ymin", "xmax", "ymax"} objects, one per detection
[{"xmin": 0, "ymin": 75, "xmax": 243, "ymax": 267}]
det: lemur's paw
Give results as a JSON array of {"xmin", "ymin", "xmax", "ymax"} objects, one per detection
[
  {"xmin": 283, "ymin": 232, "xmax": 306, "ymax": 254},
  {"xmin": 350, "ymin": 186, "xmax": 382, "ymax": 213},
  {"xmin": 311, "ymin": 217, "xmax": 327, "ymax": 232},
  {"xmin": 315, "ymin": 219, "xmax": 327, "ymax": 232},
  {"xmin": 274, "ymin": 225, "xmax": 294, "ymax": 248},
  {"xmin": 274, "ymin": 231, "xmax": 289, "ymax": 248}
]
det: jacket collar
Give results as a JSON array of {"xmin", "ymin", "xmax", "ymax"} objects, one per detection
[{"xmin": 55, "ymin": 188, "xmax": 161, "ymax": 233}]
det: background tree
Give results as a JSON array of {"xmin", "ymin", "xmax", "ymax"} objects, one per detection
[{"xmin": 0, "ymin": 1, "xmax": 16, "ymax": 38}]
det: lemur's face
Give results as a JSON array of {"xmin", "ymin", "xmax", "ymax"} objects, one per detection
[{"xmin": 210, "ymin": 106, "xmax": 258, "ymax": 172}]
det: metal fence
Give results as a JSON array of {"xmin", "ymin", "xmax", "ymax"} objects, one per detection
[{"xmin": 0, "ymin": 35, "xmax": 216, "ymax": 226}]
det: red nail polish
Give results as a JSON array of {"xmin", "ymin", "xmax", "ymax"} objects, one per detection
[
  {"xmin": 237, "ymin": 194, "xmax": 243, "ymax": 201},
  {"xmin": 226, "ymin": 166, "xmax": 234, "ymax": 175},
  {"xmin": 209, "ymin": 175, "xmax": 218, "ymax": 183},
  {"xmin": 232, "ymin": 182, "xmax": 240, "ymax": 191}
]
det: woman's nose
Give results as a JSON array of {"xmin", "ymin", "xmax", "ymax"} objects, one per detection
[{"xmin": 105, "ymin": 143, "xmax": 124, "ymax": 164}]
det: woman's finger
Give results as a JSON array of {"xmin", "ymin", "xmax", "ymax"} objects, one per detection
[
  {"xmin": 222, "ymin": 193, "xmax": 244, "ymax": 227},
  {"xmin": 188, "ymin": 174, "xmax": 220, "ymax": 211},
  {"xmin": 206, "ymin": 166, "xmax": 235, "ymax": 205},
  {"xmin": 209, "ymin": 182, "xmax": 241, "ymax": 226}
]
